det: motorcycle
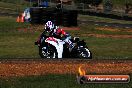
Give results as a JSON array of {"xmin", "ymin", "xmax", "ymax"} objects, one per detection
[{"xmin": 35, "ymin": 34, "xmax": 92, "ymax": 59}]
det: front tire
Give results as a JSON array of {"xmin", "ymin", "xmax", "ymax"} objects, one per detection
[{"xmin": 39, "ymin": 45, "xmax": 58, "ymax": 58}]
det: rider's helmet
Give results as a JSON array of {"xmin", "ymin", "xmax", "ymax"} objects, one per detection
[{"xmin": 44, "ymin": 21, "xmax": 54, "ymax": 32}]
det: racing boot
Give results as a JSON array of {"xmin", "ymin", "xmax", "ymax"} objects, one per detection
[{"xmin": 69, "ymin": 43, "xmax": 74, "ymax": 52}]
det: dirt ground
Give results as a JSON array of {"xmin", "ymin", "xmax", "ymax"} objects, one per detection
[
  {"xmin": 0, "ymin": 60, "xmax": 132, "ymax": 77},
  {"xmin": 80, "ymin": 27, "xmax": 132, "ymax": 38},
  {"xmin": 96, "ymin": 27, "xmax": 132, "ymax": 32}
]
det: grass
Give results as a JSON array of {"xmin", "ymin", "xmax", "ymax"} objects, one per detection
[
  {"xmin": 0, "ymin": 16, "xmax": 40, "ymax": 58},
  {"xmin": 78, "ymin": 15, "xmax": 132, "ymax": 25},
  {"xmin": 0, "ymin": 2, "xmax": 22, "ymax": 9},
  {"xmin": 78, "ymin": 24, "xmax": 132, "ymax": 35},
  {"xmin": 0, "ymin": 0, "xmax": 23, "ymax": 4},
  {"xmin": 0, "ymin": 16, "xmax": 132, "ymax": 59},
  {"xmin": 84, "ymin": 37, "xmax": 132, "ymax": 59},
  {"xmin": 0, "ymin": 74, "xmax": 132, "ymax": 88},
  {"xmin": 0, "ymin": 1, "xmax": 30, "ymax": 14},
  {"xmin": 68, "ymin": 24, "xmax": 132, "ymax": 59},
  {"xmin": 110, "ymin": 0, "xmax": 132, "ymax": 6},
  {"xmin": 0, "ymin": 33, "xmax": 39, "ymax": 58}
]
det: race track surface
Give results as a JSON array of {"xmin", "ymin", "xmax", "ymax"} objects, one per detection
[{"xmin": 0, "ymin": 59, "xmax": 132, "ymax": 77}]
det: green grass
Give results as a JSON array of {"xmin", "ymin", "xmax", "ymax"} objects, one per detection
[
  {"xmin": 0, "ymin": 16, "xmax": 132, "ymax": 59},
  {"xmin": 0, "ymin": 2, "xmax": 21, "ymax": 9},
  {"xmin": 0, "ymin": 74, "xmax": 132, "ymax": 88},
  {"xmin": 110, "ymin": 0, "xmax": 132, "ymax": 6},
  {"xmin": 0, "ymin": 17, "xmax": 31, "ymax": 34},
  {"xmin": 0, "ymin": 33, "xmax": 39, "ymax": 58},
  {"xmin": 0, "ymin": 0, "xmax": 23, "ymax": 4},
  {"xmin": 78, "ymin": 15, "xmax": 132, "ymax": 25},
  {"xmin": 79, "ymin": 24, "xmax": 132, "ymax": 35},
  {"xmin": 0, "ymin": 1, "xmax": 30, "ymax": 13},
  {"xmin": 84, "ymin": 37, "xmax": 132, "ymax": 59},
  {"xmin": 0, "ymin": 16, "xmax": 40, "ymax": 58},
  {"xmin": 67, "ymin": 24, "xmax": 132, "ymax": 59}
]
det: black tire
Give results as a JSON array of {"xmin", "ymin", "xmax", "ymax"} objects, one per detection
[
  {"xmin": 77, "ymin": 47, "xmax": 92, "ymax": 59},
  {"xmin": 30, "ymin": 8, "xmax": 41, "ymax": 13},
  {"xmin": 39, "ymin": 45, "xmax": 58, "ymax": 58}
]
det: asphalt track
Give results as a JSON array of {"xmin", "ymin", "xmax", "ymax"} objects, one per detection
[{"xmin": 0, "ymin": 59, "xmax": 132, "ymax": 77}]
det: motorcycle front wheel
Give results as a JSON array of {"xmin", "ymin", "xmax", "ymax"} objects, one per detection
[{"xmin": 39, "ymin": 45, "xmax": 57, "ymax": 58}]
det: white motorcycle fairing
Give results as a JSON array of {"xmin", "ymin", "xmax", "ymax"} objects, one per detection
[{"xmin": 45, "ymin": 37, "xmax": 65, "ymax": 58}]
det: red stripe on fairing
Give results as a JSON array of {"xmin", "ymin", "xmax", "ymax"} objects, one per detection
[{"xmin": 46, "ymin": 37, "xmax": 58, "ymax": 43}]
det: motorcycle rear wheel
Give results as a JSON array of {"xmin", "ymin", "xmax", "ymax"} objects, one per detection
[{"xmin": 78, "ymin": 48, "xmax": 92, "ymax": 59}]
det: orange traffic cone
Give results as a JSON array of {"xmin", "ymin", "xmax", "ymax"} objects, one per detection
[{"xmin": 16, "ymin": 16, "xmax": 20, "ymax": 22}]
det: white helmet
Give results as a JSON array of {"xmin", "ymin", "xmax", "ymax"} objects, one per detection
[{"xmin": 44, "ymin": 21, "xmax": 54, "ymax": 31}]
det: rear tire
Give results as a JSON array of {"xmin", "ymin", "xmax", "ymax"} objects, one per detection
[{"xmin": 78, "ymin": 47, "xmax": 92, "ymax": 59}]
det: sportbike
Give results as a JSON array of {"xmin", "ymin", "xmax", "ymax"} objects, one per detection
[{"xmin": 35, "ymin": 34, "xmax": 92, "ymax": 59}]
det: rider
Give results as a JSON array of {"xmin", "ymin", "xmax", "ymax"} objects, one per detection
[{"xmin": 44, "ymin": 21, "xmax": 74, "ymax": 52}]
